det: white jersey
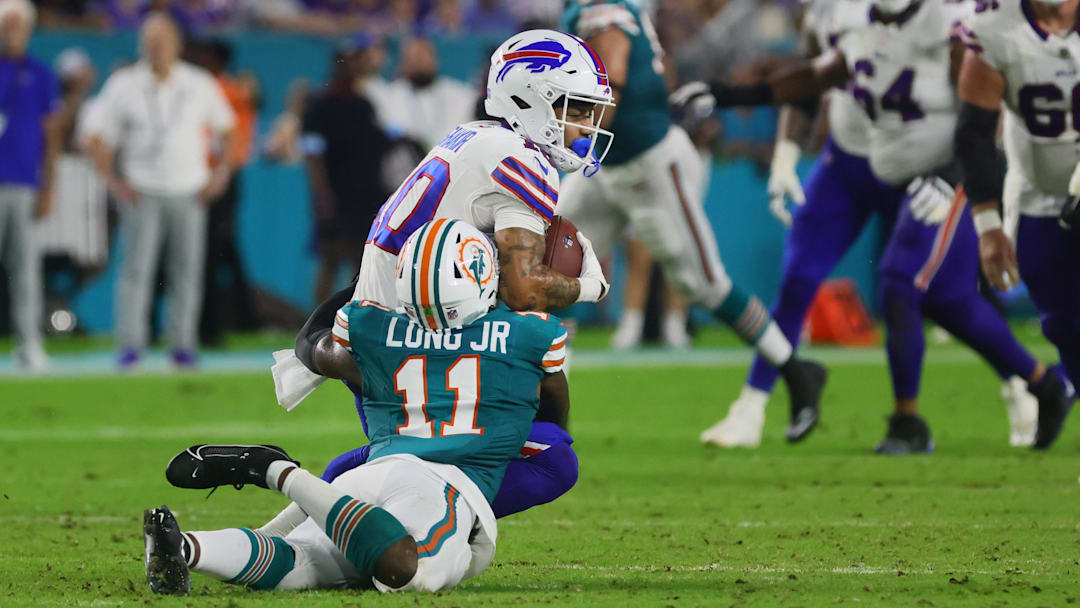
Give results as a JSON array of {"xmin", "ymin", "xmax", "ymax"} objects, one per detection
[
  {"xmin": 353, "ymin": 121, "xmax": 560, "ymax": 305},
  {"xmin": 837, "ymin": 0, "xmax": 971, "ymax": 185},
  {"xmin": 803, "ymin": 0, "xmax": 873, "ymax": 157},
  {"xmin": 958, "ymin": 0, "xmax": 1080, "ymax": 216}
]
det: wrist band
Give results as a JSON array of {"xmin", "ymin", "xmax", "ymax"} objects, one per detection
[{"xmin": 973, "ymin": 209, "xmax": 1002, "ymax": 236}]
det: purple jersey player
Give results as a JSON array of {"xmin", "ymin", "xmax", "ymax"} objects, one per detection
[{"xmin": 680, "ymin": 0, "xmax": 1072, "ymax": 452}]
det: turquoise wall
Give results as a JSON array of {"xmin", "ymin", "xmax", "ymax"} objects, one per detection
[{"xmin": 28, "ymin": 31, "xmax": 885, "ymax": 332}]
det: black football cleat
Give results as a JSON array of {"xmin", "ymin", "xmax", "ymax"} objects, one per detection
[
  {"xmin": 780, "ymin": 359, "xmax": 827, "ymax": 442},
  {"xmin": 143, "ymin": 506, "xmax": 190, "ymax": 595},
  {"xmin": 166, "ymin": 444, "xmax": 299, "ymax": 491},
  {"xmin": 1030, "ymin": 368, "xmax": 1075, "ymax": 450},
  {"xmin": 874, "ymin": 413, "xmax": 933, "ymax": 455}
]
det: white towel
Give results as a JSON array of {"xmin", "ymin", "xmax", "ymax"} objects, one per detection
[{"xmin": 271, "ymin": 349, "xmax": 327, "ymax": 411}]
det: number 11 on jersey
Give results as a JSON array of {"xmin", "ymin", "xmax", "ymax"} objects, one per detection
[{"xmin": 394, "ymin": 355, "xmax": 485, "ymax": 438}]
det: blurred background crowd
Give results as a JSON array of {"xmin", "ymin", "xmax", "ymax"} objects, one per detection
[{"xmin": 2, "ymin": 0, "xmax": 886, "ymax": 371}]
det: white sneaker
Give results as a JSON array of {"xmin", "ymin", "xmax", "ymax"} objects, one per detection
[
  {"xmin": 15, "ymin": 344, "xmax": 51, "ymax": 374},
  {"xmin": 700, "ymin": 386, "xmax": 768, "ymax": 448},
  {"xmin": 1002, "ymin": 376, "xmax": 1037, "ymax": 447},
  {"xmin": 662, "ymin": 313, "xmax": 691, "ymax": 349},
  {"xmin": 611, "ymin": 310, "xmax": 644, "ymax": 350}
]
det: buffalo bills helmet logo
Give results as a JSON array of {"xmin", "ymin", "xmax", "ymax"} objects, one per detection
[{"xmin": 497, "ymin": 40, "xmax": 572, "ymax": 82}]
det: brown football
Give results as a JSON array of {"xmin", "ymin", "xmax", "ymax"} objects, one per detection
[{"xmin": 543, "ymin": 215, "xmax": 584, "ymax": 278}]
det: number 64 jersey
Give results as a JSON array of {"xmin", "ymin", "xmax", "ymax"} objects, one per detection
[
  {"xmin": 353, "ymin": 121, "xmax": 560, "ymax": 306},
  {"xmin": 835, "ymin": 0, "xmax": 972, "ymax": 186},
  {"xmin": 333, "ymin": 300, "xmax": 567, "ymax": 504},
  {"xmin": 957, "ymin": 0, "xmax": 1080, "ymax": 216}
]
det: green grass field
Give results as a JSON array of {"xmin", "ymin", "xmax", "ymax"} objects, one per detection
[{"xmin": 2, "ymin": 335, "xmax": 1079, "ymax": 607}]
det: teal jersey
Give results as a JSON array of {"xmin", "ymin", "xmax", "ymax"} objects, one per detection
[
  {"xmin": 334, "ymin": 302, "xmax": 568, "ymax": 502},
  {"xmin": 562, "ymin": 0, "xmax": 671, "ymax": 166}
]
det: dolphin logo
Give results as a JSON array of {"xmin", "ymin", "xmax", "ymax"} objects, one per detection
[{"xmin": 497, "ymin": 40, "xmax": 572, "ymax": 82}]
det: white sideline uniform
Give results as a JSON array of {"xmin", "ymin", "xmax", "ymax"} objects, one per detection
[
  {"xmin": 276, "ymin": 455, "xmax": 496, "ymax": 592},
  {"xmin": 353, "ymin": 121, "xmax": 560, "ymax": 306},
  {"xmin": 958, "ymin": 1, "xmax": 1080, "ymax": 217},
  {"xmin": 558, "ymin": 125, "xmax": 733, "ymax": 309},
  {"xmin": 803, "ymin": 0, "xmax": 872, "ymax": 158},
  {"xmin": 835, "ymin": 0, "xmax": 972, "ymax": 186}
]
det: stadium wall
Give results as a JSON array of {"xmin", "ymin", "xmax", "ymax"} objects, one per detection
[{"xmin": 27, "ymin": 31, "xmax": 885, "ymax": 333}]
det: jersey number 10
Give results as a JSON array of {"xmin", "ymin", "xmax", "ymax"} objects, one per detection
[
  {"xmin": 394, "ymin": 355, "xmax": 485, "ymax": 438},
  {"xmin": 368, "ymin": 157, "xmax": 451, "ymax": 255}
]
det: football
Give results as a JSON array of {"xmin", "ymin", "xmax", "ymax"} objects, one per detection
[{"xmin": 543, "ymin": 215, "xmax": 584, "ymax": 277}]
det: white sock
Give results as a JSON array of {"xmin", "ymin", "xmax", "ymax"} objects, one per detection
[
  {"xmin": 612, "ymin": 309, "xmax": 645, "ymax": 348},
  {"xmin": 257, "ymin": 502, "xmax": 308, "ymax": 537},
  {"xmin": 755, "ymin": 321, "xmax": 793, "ymax": 367},
  {"xmin": 734, "ymin": 385, "xmax": 769, "ymax": 413},
  {"xmin": 272, "ymin": 466, "xmax": 347, "ymax": 528},
  {"xmin": 184, "ymin": 529, "xmax": 254, "ymax": 581},
  {"xmin": 662, "ymin": 310, "xmax": 690, "ymax": 347},
  {"xmin": 265, "ymin": 460, "xmax": 300, "ymax": 493}
]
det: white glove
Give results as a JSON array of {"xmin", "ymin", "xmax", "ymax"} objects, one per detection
[
  {"xmin": 669, "ymin": 81, "xmax": 716, "ymax": 123},
  {"xmin": 575, "ymin": 231, "xmax": 609, "ymax": 303},
  {"xmin": 271, "ymin": 349, "xmax": 327, "ymax": 411},
  {"xmin": 766, "ymin": 139, "xmax": 805, "ymax": 227},
  {"xmin": 906, "ymin": 176, "xmax": 954, "ymax": 225}
]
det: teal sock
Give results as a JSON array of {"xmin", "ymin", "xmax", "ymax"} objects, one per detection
[
  {"xmin": 715, "ymin": 285, "xmax": 770, "ymax": 343},
  {"xmin": 324, "ymin": 496, "xmax": 410, "ymax": 575},
  {"xmin": 225, "ymin": 528, "xmax": 295, "ymax": 590}
]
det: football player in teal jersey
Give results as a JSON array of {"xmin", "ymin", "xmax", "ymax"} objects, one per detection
[
  {"xmin": 147, "ymin": 220, "xmax": 571, "ymax": 594},
  {"xmin": 559, "ymin": 0, "xmax": 827, "ymax": 442}
]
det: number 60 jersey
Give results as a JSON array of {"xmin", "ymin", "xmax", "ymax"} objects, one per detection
[
  {"xmin": 957, "ymin": 0, "xmax": 1080, "ymax": 215},
  {"xmin": 333, "ymin": 300, "xmax": 567, "ymax": 503},
  {"xmin": 353, "ymin": 121, "xmax": 561, "ymax": 306}
]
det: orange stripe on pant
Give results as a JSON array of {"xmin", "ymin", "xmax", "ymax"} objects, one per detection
[{"xmin": 417, "ymin": 487, "xmax": 459, "ymax": 555}]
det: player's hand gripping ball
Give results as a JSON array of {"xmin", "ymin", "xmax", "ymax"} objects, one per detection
[{"xmin": 543, "ymin": 215, "xmax": 585, "ymax": 277}]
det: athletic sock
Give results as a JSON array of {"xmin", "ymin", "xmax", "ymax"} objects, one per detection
[
  {"xmin": 662, "ymin": 310, "xmax": 690, "ymax": 347},
  {"xmin": 612, "ymin": 309, "xmax": 644, "ymax": 348},
  {"xmin": 256, "ymin": 502, "xmax": 308, "ymax": 538},
  {"xmin": 715, "ymin": 286, "xmax": 792, "ymax": 366},
  {"xmin": 272, "ymin": 465, "xmax": 408, "ymax": 576},
  {"xmin": 184, "ymin": 528, "xmax": 295, "ymax": 590}
]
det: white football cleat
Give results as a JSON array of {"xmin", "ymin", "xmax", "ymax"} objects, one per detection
[
  {"xmin": 700, "ymin": 386, "xmax": 767, "ymax": 448},
  {"xmin": 1002, "ymin": 376, "xmax": 1037, "ymax": 447}
]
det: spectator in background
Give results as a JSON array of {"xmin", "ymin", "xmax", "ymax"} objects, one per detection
[
  {"xmin": 420, "ymin": 0, "xmax": 462, "ymax": 36},
  {"xmin": 379, "ymin": 36, "xmax": 473, "ymax": 150},
  {"xmin": 263, "ymin": 77, "xmax": 309, "ymax": 163},
  {"xmin": 302, "ymin": 42, "xmax": 388, "ymax": 304},
  {"xmin": 87, "ymin": 13, "xmax": 235, "ymax": 368},
  {"xmin": 463, "ymin": 0, "xmax": 516, "ymax": 37},
  {"xmin": 0, "ymin": 0, "xmax": 60, "ymax": 371},
  {"xmin": 195, "ymin": 38, "xmax": 258, "ymax": 346},
  {"xmin": 34, "ymin": 0, "xmax": 109, "ymax": 28}
]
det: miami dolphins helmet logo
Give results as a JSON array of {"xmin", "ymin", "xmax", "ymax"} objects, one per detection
[
  {"xmin": 497, "ymin": 40, "xmax": 572, "ymax": 82},
  {"xmin": 457, "ymin": 237, "xmax": 495, "ymax": 292}
]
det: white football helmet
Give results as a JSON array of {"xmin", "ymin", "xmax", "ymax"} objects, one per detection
[
  {"xmin": 396, "ymin": 219, "xmax": 499, "ymax": 331},
  {"xmin": 872, "ymin": 0, "xmax": 917, "ymax": 14},
  {"xmin": 485, "ymin": 29, "xmax": 615, "ymax": 175}
]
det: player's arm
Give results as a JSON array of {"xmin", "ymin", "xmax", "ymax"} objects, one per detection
[
  {"xmin": 766, "ymin": 29, "xmax": 825, "ymax": 225},
  {"xmin": 583, "ymin": 26, "xmax": 630, "ymax": 128},
  {"xmin": 536, "ymin": 371, "xmax": 570, "ymax": 430},
  {"xmin": 494, "ymin": 227, "xmax": 607, "ymax": 310},
  {"xmin": 294, "ymin": 282, "xmax": 364, "ymax": 386},
  {"xmin": 495, "ymin": 228, "xmax": 582, "ymax": 310},
  {"xmin": 953, "ymin": 47, "xmax": 1015, "ymax": 291}
]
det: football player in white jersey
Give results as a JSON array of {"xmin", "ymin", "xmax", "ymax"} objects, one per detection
[
  {"xmin": 954, "ymin": 0, "xmax": 1080, "ymax": 447},
  {"xmin": 696, "ymin": 0, "xmax": 910, "ymax": 448},
  {"xmin": 679, "ymin": 0, "xmax": 1072, "ymax": 451},
  {"xmin": 353, "ymin": 29, "xmax": 612, "ymax": 314}
]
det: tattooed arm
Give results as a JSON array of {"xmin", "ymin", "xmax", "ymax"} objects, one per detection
[{"xmin": 495, "ymin": 227, "xmax": 581, "ymax": 311}]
